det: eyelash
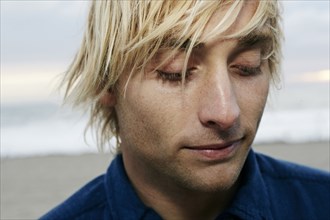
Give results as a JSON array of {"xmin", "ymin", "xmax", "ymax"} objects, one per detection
[
  {"xmin": 231, "ymin": 65, "xmax": 261, "ymax": 76},
  {"xmin": 156, "ymin": 64, "xmax": 261, "ymax": 83},
  {"xmin": 156, "ymin": 69, "xmax": 193, "ymax": 82}
]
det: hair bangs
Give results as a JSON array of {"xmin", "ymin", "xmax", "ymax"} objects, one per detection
[{"xmin": 61, "ymin": 0, "xmax": 283, "ymax": 151}]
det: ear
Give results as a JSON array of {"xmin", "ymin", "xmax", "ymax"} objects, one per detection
[{"xmin": 99, "ymin": 91, "xmax": 116, "ymax": 107}]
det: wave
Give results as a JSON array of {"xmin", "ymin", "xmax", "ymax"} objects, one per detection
[{"xmin": 1, "ymin": 104, "xmax": 329, "ymax": 157}]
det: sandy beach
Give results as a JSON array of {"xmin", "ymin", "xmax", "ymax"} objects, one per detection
[{"xmin": 1, "ymin": 142, "xmax": 329, "ymax": 220}]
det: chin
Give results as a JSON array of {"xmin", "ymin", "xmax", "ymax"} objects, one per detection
[{"xmin": 171, "ymin": 153, "xmax": 247, "ymax": 194}]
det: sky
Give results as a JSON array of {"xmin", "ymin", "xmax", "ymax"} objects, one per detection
[{"xmin": 1, "ymin": 0, "xmax": 329, "ymax": 104}]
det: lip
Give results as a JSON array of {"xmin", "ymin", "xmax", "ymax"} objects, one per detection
[{"xmin": 183, "ymin": 139, "xmax": 242, "ymax": 162}]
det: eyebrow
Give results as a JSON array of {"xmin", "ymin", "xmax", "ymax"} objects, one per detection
[
  {"xmin": 236, "ymin": 30, "xmax": 273, "ymax": 52},
  {"xmin": 222, "ymin": 30, "xmax": 273, "ymax": 64},
  {"xmin": 165, "ymin": 28, "xmax": 272, "ymax": 57},
  {"xmin": 224, "ymin": 30, "xmax": 273, "ymax": 64}
]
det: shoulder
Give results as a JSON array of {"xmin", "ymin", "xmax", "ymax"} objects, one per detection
[
  {"xmin": 40, "ymin": 175, "xmax": 110, "ymax": 220},
  {"xmin": 254, "ymin": 152, "xmax": 330, "ymax": 219},
  {"xmin": 255, "ymin": 152, "xmax": 330, "ymax": 183}
]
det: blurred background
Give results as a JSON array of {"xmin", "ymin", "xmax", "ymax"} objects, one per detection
[
  {"xmin": 1, "ymin": 1, "xmax": 329, "ymax": 219},
  {"xmin": 1, "ymin": 1, "xmax": 329, "ymax": 156}
]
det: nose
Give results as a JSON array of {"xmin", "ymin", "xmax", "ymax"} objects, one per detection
[{"xmin": 198, "ymin": 70, "xmax": 240, "ymax": 130}]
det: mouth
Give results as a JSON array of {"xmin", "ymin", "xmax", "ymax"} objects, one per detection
[{"xmin": 182, "ymin": 138, "xmax": 243, "ymax": 162}]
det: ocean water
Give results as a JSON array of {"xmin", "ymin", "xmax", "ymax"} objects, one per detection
[{"xmin": 1, "ymin": 82, "xmax": 329, "ymax": 157}]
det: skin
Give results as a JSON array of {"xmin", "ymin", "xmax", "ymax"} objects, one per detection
[{"xmin": 105, "ymin": 1, "xmax": 270, "ymax": 219}]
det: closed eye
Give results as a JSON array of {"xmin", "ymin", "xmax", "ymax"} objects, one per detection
[
  {"xmin": 156, "ymin": 68, "xmax": 195, "ymax": 82},
  {"xmin": 229, "ymin": 65, "xmax": 261, "ymax": 77},
  {"xmin": 157, "ymin": 70, "xmax": 183, "ymax": 81}
]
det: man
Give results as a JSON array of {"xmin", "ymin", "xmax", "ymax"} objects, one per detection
[{"xmin": 42, "ymin": 0, "xmax": 330, "ymax": 219}]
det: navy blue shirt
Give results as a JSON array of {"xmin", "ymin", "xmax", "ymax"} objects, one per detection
[{"xmin": 41, "ymin": 150, "xmax": 330, "ymax": 220}]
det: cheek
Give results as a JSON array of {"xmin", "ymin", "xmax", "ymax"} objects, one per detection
[
  {"xmin": 116, "ymin": 82, "xmax": 179, "ymax": 151},
  {"xmin": 235, "ymin": 75, "xmax": 270, "ymax": 125}
]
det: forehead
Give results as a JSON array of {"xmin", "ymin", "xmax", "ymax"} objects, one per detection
[
  {"xmin": 160, "ymin": 0, "xmax": 266, "ymax": 52},
  {"xmin": 200, "ymin": 1, "xmax": 259, "ymax": 43}
]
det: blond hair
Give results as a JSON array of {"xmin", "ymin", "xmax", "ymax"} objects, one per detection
[{"xmin": 62, "ymin": 0, "xmax": 283, "ymax": 150}]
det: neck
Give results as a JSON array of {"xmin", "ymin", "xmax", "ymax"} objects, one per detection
[{"xmin": 122, "ymin": 153, "xmax": 239, "ymax": 220}]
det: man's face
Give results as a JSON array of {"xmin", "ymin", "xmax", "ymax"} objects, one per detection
[{"xmin": 114, "ymin": 2, "xmax": 270, "ymax": 192}]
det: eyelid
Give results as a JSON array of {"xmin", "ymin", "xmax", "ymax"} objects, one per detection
[
  {"xmin": 154, "ymin": 51, "xmax": 187, "ymax": 72},
  {"xmin": 228, "ymin": 47, "xmax": 262, "ymax": 65},
  {"xmin": 229, "ymin": 64, "xmax": 262, "ymax": 76},
  {"xmin": 158, "ymin": 66, "xmax": 196, "ymax": 74},
  {"xmin": 156, "ymin": 67, "xmax": 196, "ymax": 82}
]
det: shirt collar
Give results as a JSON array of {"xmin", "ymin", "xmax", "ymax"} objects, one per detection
[
  {"xmin": 224, "ymin": 149, "xmax": 271, "ymax": 220},
  {"xmin": 105, "ymin": 154, "xmax": 162, "ymax": 220},
  {"xmin": 105, "ymin": 150, "xmax": 270, "ymax": 220}
]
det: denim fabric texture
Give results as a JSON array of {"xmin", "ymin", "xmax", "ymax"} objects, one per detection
[{"xmin": 41, "ymin": 150, "xmax": 330, "ymax": 220}]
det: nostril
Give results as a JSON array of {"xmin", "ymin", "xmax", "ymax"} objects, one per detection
[{"xmin": 207, "ymin": 121, "xmax": 217, "ymax": 126}]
